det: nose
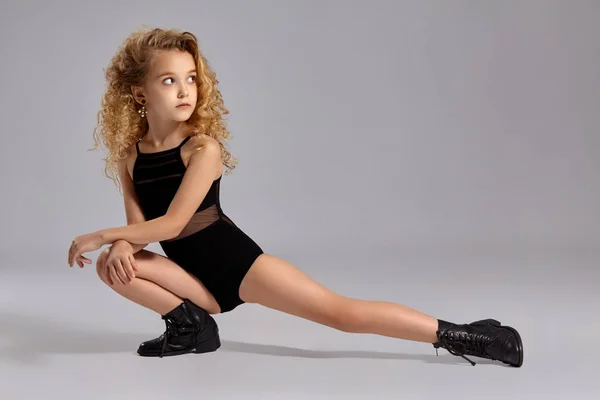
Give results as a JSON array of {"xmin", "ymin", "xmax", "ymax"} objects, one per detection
[{"xmin": 177, "ymin": 83, "xmax": 188, "ymax": 98}]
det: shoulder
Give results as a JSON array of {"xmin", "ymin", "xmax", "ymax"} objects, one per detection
[
  {"xmin": 188, "ymin": 133, "xmax": 220, "ymax": 151},
  {"xmin": 182, "ymin": 134, "xmax": 222, "ymax": 178},
  {"xmin": 182, "ymin": 133, "xmax": 220, "ymax": 156}
]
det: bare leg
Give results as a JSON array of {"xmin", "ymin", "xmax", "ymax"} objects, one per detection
[
  {"xmin": 239, "ymin": 254, "xmax": 439, "ymax": 343},
  {"xmin": 96, "ymin": 248, "xmax": 221, "ymax": 315}
]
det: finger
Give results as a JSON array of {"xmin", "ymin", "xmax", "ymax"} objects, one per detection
[
  {"xmin": 130, "ymin": 254, "xmax": 138, "ymax": 272},
  {"xmin": 109, "ymin": 264, "xmax": 120, "ymax": 286},
  {"xmin": 105, "ymin": 263, "xmax": 114, "ymax": 285},
  {"xmin": 111, "ymin": 260, "xmax": 125, "ymax": 285},
  {"xmin": 127, "ymin": 254, "xmax": 137, "ymax": 274},
  {"xmin": 68, "ymin": 242, "xmax": 74, "ymax": 265},
  {"xmin": 70, "ymin": 244, "xmax": 78, "ymax": 266},
  {"xmin": 124, "ymin": 255, "xmax": 136, "ymax": 281},
  {"xmin": 113, "ymin": 263, "xmax": 126, "ymax": 286},
  {"xmin": 115, "ymin": 260, "xmax": 130, "ymax": 284},
  {"xmin": 109, "ymin": 268, "xmax": 116, "ymax": 285}
]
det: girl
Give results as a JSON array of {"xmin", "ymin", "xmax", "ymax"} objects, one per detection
[{"xmin": 68, "ymin": 27, "xmax": 523, "ymax": 367}]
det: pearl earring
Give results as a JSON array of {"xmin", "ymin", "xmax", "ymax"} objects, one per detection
[{"xmin": 138, "ymin": 99, "xmax": 147, "ymax": 118}]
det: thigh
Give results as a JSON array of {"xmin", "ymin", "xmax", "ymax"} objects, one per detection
[
  {"xmin": 238, "ymin": 254, "xmax": 349, "ymax": 329},
  {"xmin": 133, "ymin": 249, "xmax": 222, "ymax": 314}
]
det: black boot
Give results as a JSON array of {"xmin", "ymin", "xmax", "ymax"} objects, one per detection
[
  {"xmin": 433, "ymin": 318, "xmax": 523, "ymax": 367},
  {"xmin": 137, "ymin": 299, "xmax": 221, "ymax": 358}
]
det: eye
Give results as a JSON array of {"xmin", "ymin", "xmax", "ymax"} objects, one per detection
[{"xmin": 163, "ymin": 76, "xmax": 196, "ymax": 84}]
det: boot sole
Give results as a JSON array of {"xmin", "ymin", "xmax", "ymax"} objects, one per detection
[{"xmin": 137, "ymin": 334, "xmax": 221, "ymax": 357}]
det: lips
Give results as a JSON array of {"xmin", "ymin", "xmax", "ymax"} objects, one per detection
[{"xmin": 176, "ymin": 103, "xmax": 191, "ymax": 108}]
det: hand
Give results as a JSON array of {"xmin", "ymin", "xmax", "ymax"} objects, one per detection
[
  {"xmin": 68, "ymin": 232, "xmax": 104, "ymax": 267},
  {"xmin": 103, "ymin": 241, "xmax": 138, "ymax": 286}
]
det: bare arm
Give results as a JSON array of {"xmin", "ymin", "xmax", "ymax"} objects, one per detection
[
  {"xmin": 113, "ymin": 155, "xmax": 149, "ymax": 253},
  {"xmin": 99, "ymin": 139, "xmax": 221, "ymax": 245}
]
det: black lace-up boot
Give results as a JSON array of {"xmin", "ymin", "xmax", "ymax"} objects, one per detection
[
  {"xmin": 433, "ymin": 318, "xmax": 523, "ymax": 367},
  {"xmin": 137, "ymin": 299, "xmax": 221, "ymax": 358}
]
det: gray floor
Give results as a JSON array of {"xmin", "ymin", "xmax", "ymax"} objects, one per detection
[{"xmin": 1, "ymin": 247, "xmax": 598, "ymax": 399}]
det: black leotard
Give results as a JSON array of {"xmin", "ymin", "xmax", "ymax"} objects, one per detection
[{"xmin": 133, "ymin": 135, "xmax": 264, "ymax": 313}]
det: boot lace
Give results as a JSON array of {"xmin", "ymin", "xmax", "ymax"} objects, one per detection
[
  {"xmin": 159, "ymin": 317, "xmax": 180, "ymax": 358},
  {"xmin": 433, "ymin": 329, "xmax": 492, "ymax": 366}
]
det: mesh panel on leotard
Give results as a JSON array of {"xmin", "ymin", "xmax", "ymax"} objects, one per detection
[{"xmin": 132, "ymin": 136, "xmax": 234, "ymax": 243}]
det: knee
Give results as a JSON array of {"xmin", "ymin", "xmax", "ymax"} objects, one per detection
[
  {"xmin": 326, "ymin": 298, "xmax": 367, "ymax": 333},
  {"xmin": 95, "ymin": 248, "xmax": 145, "ymax": 287},
  {"xmin": 95, "ymin": 248, "xmax": 110, "ymax": 282}
]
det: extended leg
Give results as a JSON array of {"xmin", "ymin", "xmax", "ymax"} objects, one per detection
[{"xmin": 238, "ymin": 254, "xmax": 439, "ymax": 343}]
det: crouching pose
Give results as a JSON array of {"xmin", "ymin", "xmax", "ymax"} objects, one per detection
[{"xmin": 68, "ymin": 27, "xmax": 523, "ymax": 368}]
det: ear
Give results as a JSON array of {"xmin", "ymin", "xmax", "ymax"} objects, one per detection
[{"xmin": 131, "ymin": 86, "xmax": 146, "ymax": 105}]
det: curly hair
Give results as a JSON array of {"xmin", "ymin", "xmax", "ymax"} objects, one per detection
[{"xmin": 89, "ymin": 26, "xmax": 238, "ymax": 192}]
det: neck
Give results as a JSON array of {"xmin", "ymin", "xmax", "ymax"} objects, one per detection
[{"xmin": 143, "ymin": 119, "xmax": 191, "ymax": 146}]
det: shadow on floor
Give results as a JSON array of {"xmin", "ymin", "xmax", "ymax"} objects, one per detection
[{"xmin": 0, "ymin": 310, "xmax": 504, "ymax": 367}]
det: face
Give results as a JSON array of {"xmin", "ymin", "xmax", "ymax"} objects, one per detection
[{"xmin": 133, "ymin": 50, "xmax": 198, "ymax": 122}]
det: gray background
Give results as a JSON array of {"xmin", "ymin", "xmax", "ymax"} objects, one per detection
[{"xmin": 1, "ymin": 0, "xmax": 598, "ymax": 399}]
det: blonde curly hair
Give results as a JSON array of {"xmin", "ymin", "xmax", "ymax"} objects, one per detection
[{"xmin": 89, "ymin": 26, "xmax": 238, "ymax": 192}]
